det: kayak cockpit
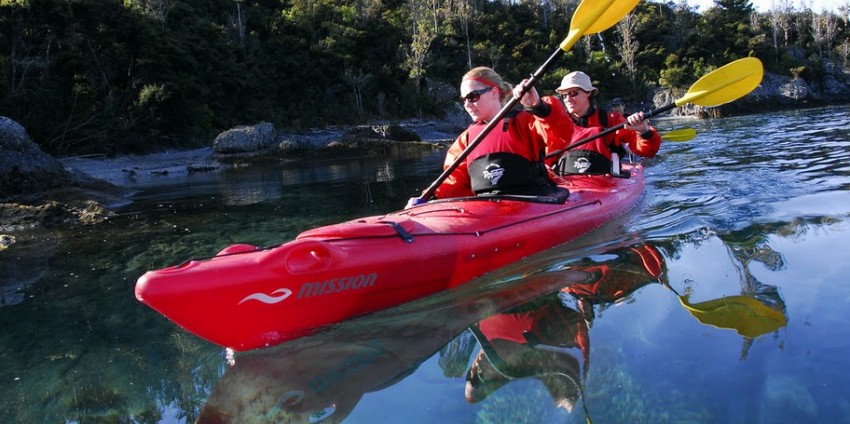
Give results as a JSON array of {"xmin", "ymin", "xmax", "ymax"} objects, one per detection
[{"xmin": 425, "ymin": 186, "xmax": 570, "ymax": 206}]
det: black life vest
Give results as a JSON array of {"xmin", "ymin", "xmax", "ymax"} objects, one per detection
[
  {"xmin": 557, "ymin": 149, "xmax": 614, "ymax": 175},
  {"xmin": 558, "ymin": 107, "xmax": 627, "ymax": 176},
  {"xmin": 466, "ymin": 112, "xmax": 556, "ymax": 196},
  {"xmin": 469, "ymin": 152, "xmax": 554, "ymax": 195}
]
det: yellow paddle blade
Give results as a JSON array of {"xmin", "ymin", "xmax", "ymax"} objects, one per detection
[
  {"xmin": 675, "ymin": 57, "xmax": 764, "ymax": 108},
  {"xmin": 560, "ymin": 0, "xmax": 641, "ymax": 52},
  {"xmin": 660, "ymin": 128, "xmax": 697, "ymax": 142},
  {"xmin": 678, "ymin": 294, "xmax": 787, "ymax": 339}
]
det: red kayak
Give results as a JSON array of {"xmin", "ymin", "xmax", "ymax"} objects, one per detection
[{"xmin": 135, "ymin": 164, "xmax": 645, "ymax": 351}]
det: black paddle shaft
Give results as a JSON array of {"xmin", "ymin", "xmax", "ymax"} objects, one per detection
[
  {"xmin": 544, "ymin": 102, "xmax": 676, "ymax": 160},
  {"xmin": 419, "ymin": 48, "xmax": 567, "ymax": 201}
]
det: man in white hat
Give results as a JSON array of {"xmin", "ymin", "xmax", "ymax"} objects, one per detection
[{"xmin": 550, "ymin": 71, "xmax": 661, "ymax": 176}]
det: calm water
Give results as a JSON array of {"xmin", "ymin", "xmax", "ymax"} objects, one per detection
[{"xmin": 1, "ymin": 106, "xmax": 849, "ymax": 423}]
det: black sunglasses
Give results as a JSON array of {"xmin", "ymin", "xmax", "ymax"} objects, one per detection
[
  {"xmin": 460, "ymin": 86, "xmax": 494, "ymax": 103},
  {"xmin": 559, "ymin": 89, "xmax": 585, "ymax": 99}
]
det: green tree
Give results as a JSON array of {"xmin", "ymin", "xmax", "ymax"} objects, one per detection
[{"xmin": 0, "ymin": 0, "xmax": 846, "ymax": 156}]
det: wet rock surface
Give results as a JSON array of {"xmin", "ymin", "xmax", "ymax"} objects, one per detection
[{"xmin": 1, "ymin": 117, "xmax": 129, "ymax": 231}]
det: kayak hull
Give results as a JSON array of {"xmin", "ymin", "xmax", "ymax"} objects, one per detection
[{"xmin": 135, "ymin": 164, "xmax": 645, "ymax": 351}]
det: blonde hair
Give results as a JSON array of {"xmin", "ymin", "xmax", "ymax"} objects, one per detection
[{"xmin": 462, "ymin": 67, "xmax": 513, "ymax": 104}]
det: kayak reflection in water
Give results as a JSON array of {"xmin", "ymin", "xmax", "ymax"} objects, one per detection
[
  {"xmin": 465, "ymin": 293, "xmax": 588, "ymax": 410},
  {"xmin": 462, "ymin": 244, "xmax": 664, "ymax": 416},
  {"xmin": 194, "ymin": 262, "xmax": 592, "ymax": 423},
  {"xmin": 462, "ymin": 241, "xmax": 789, "ymax": 416},
  {"xmin": 560, "ymin": 243, "xmax": 666, "ymax": 327}
]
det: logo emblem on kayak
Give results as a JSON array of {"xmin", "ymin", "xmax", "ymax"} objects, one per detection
[
  {"xmin": 239, "ymin": 288, "xmax": 293, "ymax": 305},
  {"xmin": 574, "ymin": 157, "xmax": 591, "ymax": 173},
  {"xmin": 298, "ymin": 273, "xmax": 378, "ymax": 299},
  {"xmin": 483, "ymin": 164, "xmax": 504, "ymax": 186}
]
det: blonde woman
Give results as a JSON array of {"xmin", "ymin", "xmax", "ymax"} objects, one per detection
[{"xmin": 409, "ymin": 67, "xmax": 574, "ymax": 206}]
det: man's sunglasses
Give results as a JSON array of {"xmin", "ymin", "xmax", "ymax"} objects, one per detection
[
  {"xmin": 460, "ymin": 87, "xmax": 494, "ymax": 103},
  {"xmin": 559, "ymin": 89, "xmax": 585, "ymax": 99}
]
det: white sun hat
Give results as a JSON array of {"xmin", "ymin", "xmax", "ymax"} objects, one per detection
[{"xmin": 556, "ymin": 71, "xmax": 597, "ymax": 93}]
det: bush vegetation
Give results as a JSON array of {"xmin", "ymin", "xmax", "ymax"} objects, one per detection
[{"xmin": 1, "ymin": 0, "xmax": 847, "ymax": 156}]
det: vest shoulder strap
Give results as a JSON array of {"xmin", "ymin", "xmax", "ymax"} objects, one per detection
[{"xmin": 597, "ymin": 107, "xmax": 608, "ymax": 129}]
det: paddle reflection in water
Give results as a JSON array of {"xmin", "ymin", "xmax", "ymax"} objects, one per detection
[
  {"xmin": 195, "ymin": 241, "xmax": 789, "ymax": 423},
  {"xmin": 567, "ymin": 241, "xmax": 787, "ymax": 344},
  {"xmin": 674, "ymin": 230, "xmax": 789, "ymax": 356}
]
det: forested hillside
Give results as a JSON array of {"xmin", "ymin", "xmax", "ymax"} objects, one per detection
[{"xmin": 1, "ymin": 0, "xmax": 847, "ymax": 155}]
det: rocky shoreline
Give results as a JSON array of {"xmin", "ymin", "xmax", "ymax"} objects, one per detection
[
  {"xmin": 57, "ymin": 119, "xmax": 460, "ymax": 188},
  {"xmin": 0, "ymin": 117, "xmax": 460, "ymax": 235}
]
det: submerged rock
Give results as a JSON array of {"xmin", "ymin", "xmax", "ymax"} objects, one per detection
[
  {"xmin": 760, "ymin": 374, "xmax": 818, "ymax": 422},
  {"xmin": 0, "ymin": 234, "xmax": 14, "ymax": 250},
  {"xmin": 0, "ymin": 199, "xmax": 111, "ymax": 231}
]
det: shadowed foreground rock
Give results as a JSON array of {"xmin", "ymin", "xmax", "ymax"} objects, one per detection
[{"xmin": 0, "ymin": 116, "xmax": 129, "ymax": 232}]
